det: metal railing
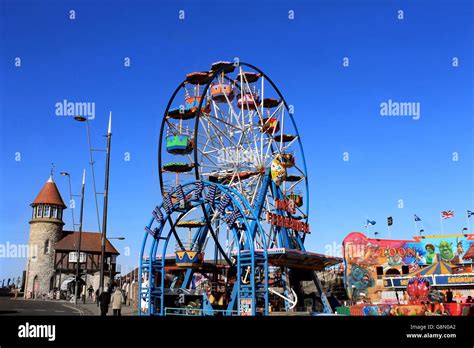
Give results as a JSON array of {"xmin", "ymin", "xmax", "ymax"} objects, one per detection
[{"xmin": 164, "ymin": 307, "xmax": 239, "ymax": 316}]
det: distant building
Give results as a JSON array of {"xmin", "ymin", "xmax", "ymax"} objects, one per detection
[{"xmin": 24, "ymin": 175, "xmax": 120, "ymax": 298}]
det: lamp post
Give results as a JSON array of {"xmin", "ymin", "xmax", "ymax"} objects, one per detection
[
  {"xmin": 107, "ymin": 237, "xmax": 125, "ymax": 287},
  {"xmin": 100, "ymin": 115, "xmax": 112, "ymax": 293},
  {"xmin": 72, "ymin": 170, "xmax": 85, "ymax": 305},
  {"xmin": 420, "ymin": 229, "xmax": 424, "ymax": 236},
  {"xmin": 75, "ymin": 113, "xmax": 113, "ymax": 294}
]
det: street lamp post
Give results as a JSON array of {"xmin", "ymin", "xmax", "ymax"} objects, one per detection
[
  {"xmin": 74, "ymin": 113, "xmax": 113, "ymax": 294},
  {"xmin": 100, "ymin": 115, "xmax": 112, "ymax": 293},
  {"xmin": 74, "ymin": 170, "xmax": 86, "ymax": 305}
]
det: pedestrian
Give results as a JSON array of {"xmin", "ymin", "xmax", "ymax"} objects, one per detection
[
  {"xmin": 98, "ymin": 289, "xmax": 111, "ymax": 317},
  {"xmin": 95, "ymin": 288, "xmax": 100, "ymax": 307},
  {"xmin": 88, "ymin": 285, "xmax": 94, "ymax": 300},
  {"xmin": 111, "ymin": 287, "xmax": 123, "ymax": 316},
  {"xmin": 122, "ymin": 281, "xmax": 129, "ymax": 305}
]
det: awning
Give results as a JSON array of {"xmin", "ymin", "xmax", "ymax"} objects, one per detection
[{"xmin": 407, "ymin": 259, "xmax": 453, "ymax": 276}]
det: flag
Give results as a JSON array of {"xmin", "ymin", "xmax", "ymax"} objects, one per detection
[
  {"xmin": 441, "ymin": 210, "xmax": 455, "ymax": 219},
  {"xmin": 387, "ymin": 216, "xmax": 393, "ymax": 226},
  {"xmin": 414, "ymin": 214, "xmax": 421, "ymax": 222},
  {"xmin": 468, "ymin": 210, "xmax": 474, "ymax": 218},
  {"xmin": 366, "ymin": 219, "xmax": 376, "ymax": 226}
]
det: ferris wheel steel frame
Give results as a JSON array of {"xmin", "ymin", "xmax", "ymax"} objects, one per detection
[{"xmin": 140, "ymin": 61, "xmax": 331, "ymax": 316}]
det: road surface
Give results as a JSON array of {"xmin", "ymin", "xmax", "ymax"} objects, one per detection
[{"xmin": 0, "ymin": 297, "xmax": 82, "ymax": 316}]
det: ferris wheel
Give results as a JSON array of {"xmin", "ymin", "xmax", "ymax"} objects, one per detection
[
  {"xmin": 139, "ymin": 61, "xmax": 334, "ymax": 317},
  {"xmin": 158, "ymin": 61, "xmax": 309, "ymax": 250}
]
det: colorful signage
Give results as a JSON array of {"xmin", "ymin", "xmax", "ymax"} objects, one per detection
[
  {"xmin": 266, "ymin": 211, "xmax": 310, "ymax": 233},
  {"xmin": 343, "ymin": 232, "xmax": 474, "ymax": 303},
  {"xmin": 266, "ymin": 199, "xmax": 310, "ymax": 233}
]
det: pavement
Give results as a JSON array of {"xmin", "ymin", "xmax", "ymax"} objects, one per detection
[
  {"xmin": 0, "ymin": 296, "xmax": 137, "ymax": 316},
  {"xmin": 74, "ymin": 298, "xmax": 137, "ymax": 316}
]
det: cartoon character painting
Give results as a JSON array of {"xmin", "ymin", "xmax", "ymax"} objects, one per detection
[
  {"xmin": 347, "ymin": 264, "xmax": 374, "ymax": 297},
  {"xmin": 425, "ymin": 244, "xmax": 436, "ymax": 264},
  {"xmin": 453, "ymin": 238, "xmax": 465, "ymax": 263},
  {"xmin": 437, "ymin": 240, "xmax": 454, "ymax": 262}
]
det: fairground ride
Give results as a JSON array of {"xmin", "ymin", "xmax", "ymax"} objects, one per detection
[{"xmin": 138, "ymin": 61, "xmax": 341, "ymax": 316}]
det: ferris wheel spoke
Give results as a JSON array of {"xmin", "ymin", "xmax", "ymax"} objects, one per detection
[
  {"xmin": 212, "ymin": 98, "xmax": 242, "ymax": 130},
  {"xmin": 208, "ymin": 109, "xmax": 242, "ymax": 131}
]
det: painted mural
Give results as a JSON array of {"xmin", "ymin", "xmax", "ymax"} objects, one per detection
[{"xmin": 342, "ymin": 232, "xmax": 474, "ymax": 303}]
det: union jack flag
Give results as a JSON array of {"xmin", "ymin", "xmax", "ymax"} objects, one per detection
[{"xmin": 441, "ymin": 210, "xmax": 455, "ymax": 219}]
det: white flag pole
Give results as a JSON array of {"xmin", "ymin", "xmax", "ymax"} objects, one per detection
[
  {"xmin": 440, "ymin": 212, "xmax": 445, "ymax": 234},
  {"xmin": 467, "ymin": 210, "xmax": 471, "ymax": 232}
]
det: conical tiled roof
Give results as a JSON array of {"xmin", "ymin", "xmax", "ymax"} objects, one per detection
[{"xmin": 31, "ymin": 176, "xmax": 67, "ymax": 208}]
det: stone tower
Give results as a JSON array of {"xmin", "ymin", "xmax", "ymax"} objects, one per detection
[{"xmin": 24, "ymin": 175, "xmax": 66, "ymax": 298}]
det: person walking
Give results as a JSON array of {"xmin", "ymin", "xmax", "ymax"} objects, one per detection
[
  {"xmin": 87, "ymin": 286, "xmax": 94, "ymax": 300},
  {"xmin": 95, "ymin": 288, "xmax": 100, "ymax": 306},
  {"xmin": 98, "ymin": 289, "xmax": 111, "ymax": 317},
  {"xmin": 111, "ymin": 287, "xmax": 123, "ymax": 316}
]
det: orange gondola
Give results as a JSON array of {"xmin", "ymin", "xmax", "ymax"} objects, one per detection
[{"xmin": 211, "ymin": 82, "xmax": 235, "ymax": 102}]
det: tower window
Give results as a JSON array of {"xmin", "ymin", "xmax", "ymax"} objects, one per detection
[
  {"xmin": 43, "ymin": 205, "xmax": 51, "ymax": 218},
  {"xmin": 51, "ymin": 206, "xmax": 57, "ymax": 219},
  {"xmin": 58, "ymin": 208, "xmax": 62, "ymax": 219},
  {"xmin": 37, "ymin": 205, "xmax": 43, "ymax": 218},
  {"xmin": 33, "ymin": 206, "xmax": 37, "ymax": 218},
  {"xmin": 44, "ymin": 239, "xmax": 50, "ymax": 254}
]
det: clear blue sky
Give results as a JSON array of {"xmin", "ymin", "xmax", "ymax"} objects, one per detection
[{"xmin": 1, "ymin": 0, "xmax": 473, "ymax": 281}]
